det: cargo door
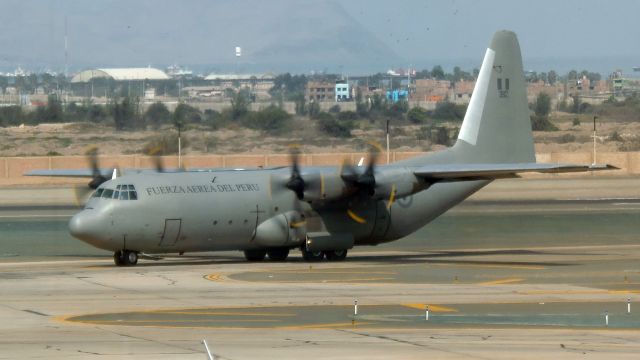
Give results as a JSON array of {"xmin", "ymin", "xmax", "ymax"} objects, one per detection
[{"xmin": 159, "ymin": 219, "xmax": 182, "ymax": 246}]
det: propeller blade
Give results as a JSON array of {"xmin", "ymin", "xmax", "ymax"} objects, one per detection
[
  {"xmin": 73, "ymin": 185, "xmax": 93, "ymax": 207},
  {"xmin": 85, "ymin": 147, "xmax": 108, "ymax": 189},
  {"xmin": 146, "ymin": 146, "xmax": 165, "ymax": 172},
  {"xmin": 285, "ymin": 145, "xmax": 305, "ymax": 200}
]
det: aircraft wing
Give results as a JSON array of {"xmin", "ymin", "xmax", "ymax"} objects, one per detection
[
  {"xmin": 24, "ymin": 169, "xmax": 114, "ymax": 178},
  {"xmin": 414, "ymin": 163, "xmax": 618, "ymax": 181}
]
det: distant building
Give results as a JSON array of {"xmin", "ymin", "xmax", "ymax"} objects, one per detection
[
  {"xmin": 335, "ymin": 81, "xmax": 351, "ymax": 101},
  {"xmin": 414, "ymin": 79, "xmax": 451, "ymax": 102},
  {"xmin": 386, "ymin": 89, "xmax": 408, "ymax": 103},
  {"xmin": 306, "ymin": 81, "xmax": 335, "ymax": 102},
  {"xmin": 452, "ymin": 80, "xmax": 475, "ymax": 104},
  {"xmin": 71, "ymin": 68, "xmax": 170, "ymax": 83}
]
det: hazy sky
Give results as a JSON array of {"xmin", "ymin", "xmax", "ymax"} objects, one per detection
[
  {"xmin": 342, "ymin": 0, "xmax": 640, "ymax": 71},
  {"xmin": 1, "ymin": 0, "xmax": 638, "ymax": 74}
]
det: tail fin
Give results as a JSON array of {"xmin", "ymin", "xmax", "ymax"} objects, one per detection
[{"xmin": 453, "ymin": 30, "xmax": 535, "ymax": 163}]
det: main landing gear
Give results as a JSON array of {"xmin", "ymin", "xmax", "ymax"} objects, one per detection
[
  {"xmin": 300, "ymin": 248, "xmax": 348, "ymax": 262},
  {"xmin": 244, "ymin": 248, "xmax": 291, "ymax": 262},
  {"xmin": 114, "ymin": 250, "xmax": 138, "ymax": 266},
  {"xmin": 242, "ymin": 248, "xmax": 347, "ymax": 262}
]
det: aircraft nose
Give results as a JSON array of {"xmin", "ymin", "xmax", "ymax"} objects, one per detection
[{"xmin": 69, "ymin": 210, "xmax": 112, "ymax": 250}]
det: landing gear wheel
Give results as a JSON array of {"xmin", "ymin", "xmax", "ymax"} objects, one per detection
[
  {"xmin": 267, "ymin": 248, "xmax": 290, "ymax": 261},
  {"xmin": 114, "ymin": 250, "xmax": 138, "ymax": 266},
  {"xmin": 325, "ymin": 249, "xmax": 348, "ymax": 261},
  {"xmin": 244, "ymin": 249, "xmax": 267, "ymax": 262},
  {"xmin": 113, "ymin": 251, "xmax": 125, "ymax": 266},
  {"xmin": 301, "ymin": 247, "xmax": 325, "ymax": 262}
]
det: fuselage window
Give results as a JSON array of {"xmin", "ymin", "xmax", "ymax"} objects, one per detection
[
  {"xmin": 93, "ymin": 188, "xmax": 104, "ymax": 198},
  {"xmin": 119, "ymin": 191, "xmax": 129, "ymax": 200},
  {"xmin": 129, "ymin": 191, "xmax": 138, "ymax": 200},
  {"xmin": 102, "ymin": 189, "xmax": 114, "ymax": 198}
]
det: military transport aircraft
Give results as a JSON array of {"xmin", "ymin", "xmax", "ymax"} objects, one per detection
[{"xmin": 28, "ymin": 31, "xmax": 614, "ymax": 266}]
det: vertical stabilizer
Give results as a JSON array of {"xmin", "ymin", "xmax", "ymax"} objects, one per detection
[{"xmin": 453, "ymin": 30, "xmax": 535, "ymax": 163}]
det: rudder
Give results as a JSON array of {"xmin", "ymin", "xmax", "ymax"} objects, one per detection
[{"xmin": 453, "ymin": 30, "xmax": 535, "ymax": 163}]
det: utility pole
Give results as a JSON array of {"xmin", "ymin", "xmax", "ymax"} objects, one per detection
[{"xmin": 592, "ymin": 115, "xmax": 598, "ymax": 165}]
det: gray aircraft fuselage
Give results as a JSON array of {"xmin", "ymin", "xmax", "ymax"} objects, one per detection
[{"xmin": 69, "ymin": 166, "xmax": 489, "ymax": 254}]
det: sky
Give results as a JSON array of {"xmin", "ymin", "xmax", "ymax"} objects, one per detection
[{"xmin": 0, "ymin": 0, "xmax": 638, "ymax": 75}]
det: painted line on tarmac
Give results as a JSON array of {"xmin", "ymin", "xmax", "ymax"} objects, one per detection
[
  {"xmin": 478, "ymin": 278, "xmax": 525, "ymax": 286},
  {"xmin": 153, "ymin": 311, "xmax": 296, "ymax": 317},
  {"xmin": 269, "ymin": 269, "xmax": 397, "ymax": 275},
  {"xmin": 518, "ymin": 289, "xmax": 640, "ymax": 295},
  {"xmin": 204, "ymin": 273, "xmax": 229, "ymax": 282},
  {"xmin": 429, "ymin": 263, "xmax": 545, "ymax": 270},
  {"xmin": 401, "ymin": 304, "xmax": 457, "ymax": 312},
  {"xmin": 82, "ymin": 319, "xmax": 282, "ymax": 324}
]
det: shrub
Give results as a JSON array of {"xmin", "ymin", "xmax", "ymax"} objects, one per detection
[
  {"xmin": 558, "ymin": 134, "xmax": 576, "ymax": 143},
  {"xmin": 407, "ymin": 107, "xmax": 428, "ymax": 124},
  {"xmin": 315, "ymin": 112, "xmax": 353, "ymax": 138},
  {"xmin": 530, "ymin": 115, "xmax": 558, "ymax": 131},
  {"xmin": 242, "ymin": 105, "xmax": 291, "ymax": 133},
  {"xmin": 142, "ymin": 133, "xmax": 189, "ymax": 155}
]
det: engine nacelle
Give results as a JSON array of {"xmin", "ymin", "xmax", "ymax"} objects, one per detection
[
  {"xmin": 253, "ymin": 212, "xmax": 305, "ymax": 247},
  {"xmin": 373, "ymin": 168, "xmax": 427, "ymax": 200}
]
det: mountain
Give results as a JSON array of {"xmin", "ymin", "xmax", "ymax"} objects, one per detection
[{"xmin": 0, "ymin": 0, "xmax": 402, "ymax": 74}]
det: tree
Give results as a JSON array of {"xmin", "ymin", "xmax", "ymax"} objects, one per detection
[
  {"xmin": 144, "ymin": 102, "xmax": 171, "ymax": 129},
  {"xmin": 43, "ymin": 94, "xmax": 64, "ymax": 123},
  {"xmin": 112, "ymin": 97, "xmax": 139, "ymax": 130},
  {"xmin": 533, "ymin": 93, "xmax": 551, "ymax": 117},
  {"xmin": 432, "ymin": 101, "xmax": 466, "ymax": 121},
  {"xmin": 407, "ymin": 106, "xmax": 428, "ymax": 124},
  {"xmin": 230, "ymin": 90, "xmax": 250, "ymax": 120},
  {"xmin": 547, "ymin": 70, "xmax": 558, "ymax": 85},
  {"xmin": 173, "ymin": 103, "xmax": 201, "ymax": 133},
  {"xmin": 431, "ymin": 65, "xmax": 445, "ymax": 80},
  {"xmin": 530, "ymin": 92, "xmax": 556, "ymax": 131}
]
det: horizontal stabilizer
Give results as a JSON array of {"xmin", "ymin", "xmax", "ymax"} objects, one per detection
[{"xmin": 414, "ymin": 163, "xmax": 618, "ymax": 181}]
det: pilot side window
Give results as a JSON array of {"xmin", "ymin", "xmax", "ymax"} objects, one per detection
[
  {"xmin": 102, "ymin": 189, "xmax": 114, "ymax": 198},
  {"xmin": 92, "ymin": 188, "xmax": 104, "ymax": 198},
  {"xmin": 129, "ymin": 191, "xmax": 138, "ymax": 200}
]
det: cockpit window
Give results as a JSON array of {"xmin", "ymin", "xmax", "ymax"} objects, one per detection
[
  {"xmin": 92, "ymin": 188, "xmax": 104, "ymax": 198},
  {"xmin": 96, "ymin": 185, "xmax": 137, "ymax": 200}
]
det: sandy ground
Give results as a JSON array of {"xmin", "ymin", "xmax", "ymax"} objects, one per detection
[{"xmin": 1, "ymin": 114, "xmax": 639, "ymax": 157}]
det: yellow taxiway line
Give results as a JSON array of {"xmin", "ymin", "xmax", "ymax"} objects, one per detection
[
  {"xmin": 401, "ymin": 304, "xmax": 458, "ymax": 312},
  {"xmin": 478, "ymin": 278, "xmax": 524, "ymax": 286}
]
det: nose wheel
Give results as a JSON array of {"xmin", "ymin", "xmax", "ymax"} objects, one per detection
[{"xmin": 114, "ymin": 250, "xmax": 139, "ymax": 266}]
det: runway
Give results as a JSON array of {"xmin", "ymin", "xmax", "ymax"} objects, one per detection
[{"xmin": 2, "ymin": 178, "xmax": 640, "ymax": 359}]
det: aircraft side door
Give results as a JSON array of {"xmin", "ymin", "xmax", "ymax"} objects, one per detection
[{"xmin": 159, "ymin": 219, "xmax": 182, "ymax": 247}]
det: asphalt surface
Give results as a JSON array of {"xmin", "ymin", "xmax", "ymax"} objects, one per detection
[{"xmin": 2, "ymin": 177, "xmax": 640, "ymax": 359}]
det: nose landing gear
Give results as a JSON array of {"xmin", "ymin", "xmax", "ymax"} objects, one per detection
[{"xmin": 114, "ymin": 250, "xmax": 139, "ymax": 266}]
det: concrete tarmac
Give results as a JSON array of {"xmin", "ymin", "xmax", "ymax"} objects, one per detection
[{"xmin": 2, "ymin": 177, "xmax": 640, "ymax": 359}]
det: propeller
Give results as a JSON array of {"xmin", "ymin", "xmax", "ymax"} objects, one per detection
[
  {"xmin": 146, "ymin": 146, "xmax": 165, "ymax": 172},
  {"xmin": 341, "ymin": 141, "xmax": 381, "ymax": 196},
  {"xmin": 73, "ymin": 147, "xmax": 112, "ymax": 206}
]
